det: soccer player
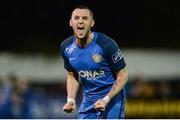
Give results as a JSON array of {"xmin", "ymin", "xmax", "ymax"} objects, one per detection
[{"xmin": 60, "ymin": 5, "xmax": 128, "ymax": 119}]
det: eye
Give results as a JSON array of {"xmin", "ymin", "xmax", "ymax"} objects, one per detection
[
  {"xmin": 74, "ymin": 16, "xmax": 79, "ymax": 20},
  {"xmin": 83, "ymin": 16, "xmax": 88, "ymax": 20}
]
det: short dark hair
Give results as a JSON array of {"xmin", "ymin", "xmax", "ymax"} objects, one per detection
[{"xmin": 72, "ymin": 5, "xmax": 94, "ymax": 19}]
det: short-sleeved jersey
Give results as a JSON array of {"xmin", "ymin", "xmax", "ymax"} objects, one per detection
[{"xmin": 60, "ymin": 32, "xmax": 126, "ymax": 100}]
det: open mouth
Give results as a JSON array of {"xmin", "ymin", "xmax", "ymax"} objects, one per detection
[
  {"xmin": 77, "ymin": 26, "xmax": 85, "ymax": 35},
  {"xmin": 77, "ymin": 26, "xmax": 84, "ymax": 30}
]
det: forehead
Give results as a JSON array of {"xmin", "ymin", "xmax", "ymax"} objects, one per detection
[{"xmin": 72, "ymin": 9, "xmax": 91, "ymax": 17}]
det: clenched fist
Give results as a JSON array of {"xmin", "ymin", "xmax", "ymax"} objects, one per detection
[
  {"xmin": 94, "ymin": 99, "xmax": 107, "ymax": 112},
  {"xmin": 63, "ymin": 102, "xmax": 76, "ymax": 113}
]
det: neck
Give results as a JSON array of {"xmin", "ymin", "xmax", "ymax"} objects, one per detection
[{"xmin": 76, "ymin": 32, "xmax": 94, "ymax": 48}]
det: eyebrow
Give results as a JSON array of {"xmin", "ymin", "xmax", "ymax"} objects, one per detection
[{"xmin": 73, "ymin": 15, "xmax": 89, "ymax": 18}]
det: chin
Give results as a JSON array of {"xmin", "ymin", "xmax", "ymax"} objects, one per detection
[
  {"xmin": 76, "ymin": 34, "xmax": 86, "ymax": 39},
  {"xmin": 78, "ymin": 37, "xmax": 85, "ymax": 40}
]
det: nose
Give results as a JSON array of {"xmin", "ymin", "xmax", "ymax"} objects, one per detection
[{"xmin": 78, "ymin": 18, "xmax": 84, "ymax": 24}]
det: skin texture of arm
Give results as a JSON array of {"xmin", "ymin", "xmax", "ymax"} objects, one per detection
[
  {"xmin": 63, "ymin": 72, "xmax": 80, "ymax": 113},
  {"xmin": 94, "ymin": 67, "xmax": 128, "ymax": 112},
  {"xmin": 66, "ymin": 72, "xmax": 80, "ymax": 99}
]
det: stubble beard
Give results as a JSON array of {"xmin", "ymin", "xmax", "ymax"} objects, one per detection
[{"xmin": 75, "ymin": 30, "xmax": 91, "ymax": 48}]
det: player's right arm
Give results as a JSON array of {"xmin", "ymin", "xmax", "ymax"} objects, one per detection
[
  {"xmin": 63, "ymin": 72, "xmax": 79, "ymax": 113},
  {"xmin": 60, "ymin": 38, "xmax": 79, "ymax": 113}
]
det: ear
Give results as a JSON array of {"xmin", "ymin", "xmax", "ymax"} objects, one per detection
[
  {"xmin": 69, "ymin": 19, "xmax": 72, "ymax": 27},
  {"xmin": 91, "ymin": 19, "xmax": 95, "ymax": 27}
]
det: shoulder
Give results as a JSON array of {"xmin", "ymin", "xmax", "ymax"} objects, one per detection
[
  {"xmin": 95, "ymin": 32, "xmax": 119, "ymax": 51},
  {"xmin": 96, "ymin": 32, "xmax": 118, "ymax": 48},
  {"xmin": 60, "ymin": 35, "xmax": 74, "ymax": 51}
]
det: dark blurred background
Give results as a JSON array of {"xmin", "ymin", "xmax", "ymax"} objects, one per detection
[
  {"xmin": 0, "ymin": 0, "xmax": 180, "ymax": 54},
  {"xmin": 0, "ymin": 0, "xmax": 180, "ymax": 119}
]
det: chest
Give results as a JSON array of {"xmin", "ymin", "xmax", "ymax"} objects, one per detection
[{"xmin": 67, "ymin": 44, "xmax": 104, "ymax": 71}]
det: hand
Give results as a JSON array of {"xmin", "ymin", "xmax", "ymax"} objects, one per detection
[
  {"xmin": 63, "ymin": 102, "xmax": 76, "ymax": 113},
  {"xmin": 94, "ymin": 99, "xmax": 107, "ymax": 112}
]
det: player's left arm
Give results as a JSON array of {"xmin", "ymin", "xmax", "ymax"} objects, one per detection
[
  {"xmin": 94, "ymin": 67, "xmax": 128, "ymax": 111},
  {"xmin": 107, "ymin": 67, "xmax": 128, "ymax": 99},
  {"xmin": 94, "ymin": 37, "xmax": 128, "ymax": 112}
]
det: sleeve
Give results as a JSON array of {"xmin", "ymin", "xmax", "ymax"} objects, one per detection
[
  {"xmin": 62, "ymin": 54, "xmax": 79, "ymax": 80},
  {"xmin": 60, "ymin": 43, "xmax": 74, "ymax": 72},
  {"xmin": 62, "ymin": 55, "xmax": 74, "ymax": 72},
  {"xmin": 103, "ymin": 39, "xmax": 126, "ymax": 73}
]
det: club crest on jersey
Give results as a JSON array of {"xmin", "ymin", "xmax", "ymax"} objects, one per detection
[{"xmin": 92, "ymin": 54, "xmax": 102, "ymax": 63}]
